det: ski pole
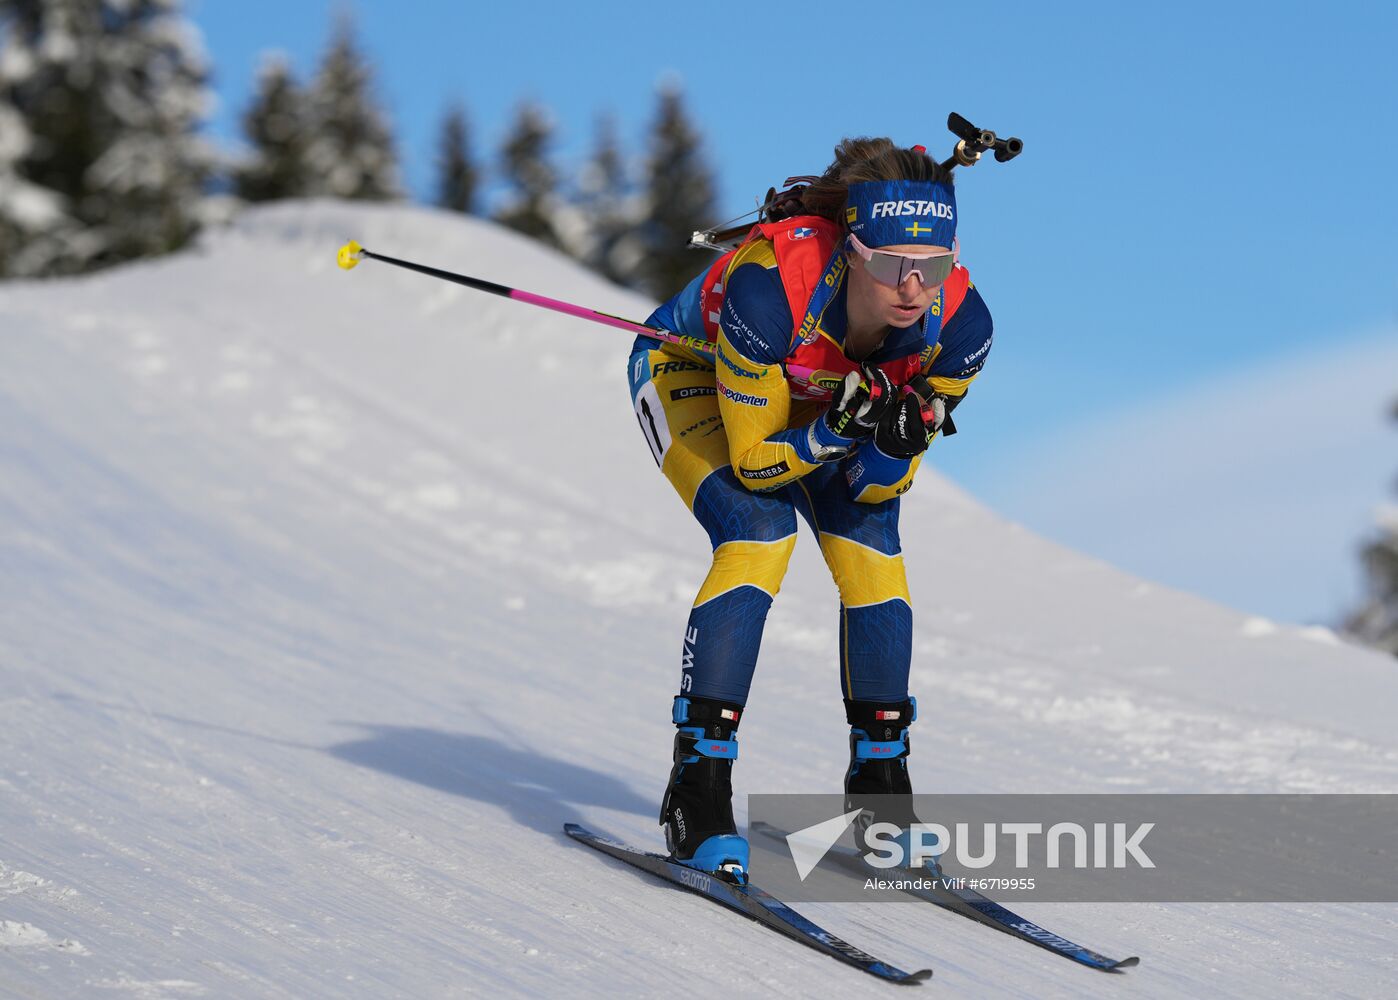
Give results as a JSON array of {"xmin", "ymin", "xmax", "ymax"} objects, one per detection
[
  {"xmin": 335, "ymin": 240, "xmax": 840, "ymax": 392},
  {"xmin": 336, "ymin": 240, "xmax": 723, "ymax": 357}
]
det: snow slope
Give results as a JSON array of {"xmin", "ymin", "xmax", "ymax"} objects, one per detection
[{"xmin": 1, "ymin": 201, "xmax": 1395, "ymax": 999}]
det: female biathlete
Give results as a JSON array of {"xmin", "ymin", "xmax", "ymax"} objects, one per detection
[{"xmin": 627, "ymin": 138, "xmax": 994, "ymax": 882}]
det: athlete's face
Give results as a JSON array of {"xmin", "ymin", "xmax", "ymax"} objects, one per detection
[{"xmin": 846, "ymin": 243, "xmax": 947, "ymax": 329}]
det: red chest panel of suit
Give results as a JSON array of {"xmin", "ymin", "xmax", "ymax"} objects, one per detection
[
  {"xmin": 784, "ymin": 332, "xmax": 923, "ymax": 401},
  {"xmin": 698, "ymin": 216, "xmax": 969, "ymax": 401}
]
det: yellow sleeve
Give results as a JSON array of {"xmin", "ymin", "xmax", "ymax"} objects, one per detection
[{"xmin": 715, "ymin": 327, "xmax": 830, "ymax": 491}]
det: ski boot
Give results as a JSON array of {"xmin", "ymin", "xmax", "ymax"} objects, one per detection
[
  {"xmin": 844, "ymin": 697, "xmax": 940, "ymax": 874},
  {"xmin": 660, "ymin": 695, "xmax": 749, "ymax": 884}
]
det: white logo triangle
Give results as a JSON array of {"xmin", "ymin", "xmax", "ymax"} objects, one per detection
[{"xmin": 785, "ymin": 809, "xmax": 862, "ymax": 881}]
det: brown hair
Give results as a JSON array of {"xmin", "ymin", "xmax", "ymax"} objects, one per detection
[{"xmin": 797, "ymin": 137, "xmax": 953, "ymax": 227}]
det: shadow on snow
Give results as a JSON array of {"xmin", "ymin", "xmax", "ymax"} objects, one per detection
[{"xmin": 326, "ymin": 722, "xmax": 656, "ymax": 835}]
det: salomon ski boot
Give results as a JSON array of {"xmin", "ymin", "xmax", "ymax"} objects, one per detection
[
  {"xmin": 844, "ymin": 697, "xmax": 939, "ymax": 873},
  {"xmin": 660, "ymin": 695, "xmax": 749, "ymax": 883}
]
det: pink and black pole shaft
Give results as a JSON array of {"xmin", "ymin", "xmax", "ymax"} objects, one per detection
[{"xmin": 345, "ymin": 245, "xmax": 824, "ymax": 389}]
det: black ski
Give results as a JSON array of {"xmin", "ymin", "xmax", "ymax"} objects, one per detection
[
  {"xmin": 751, "ymin": 821, "xmax": 1138, "ymax": 972},
  {"xmin": 565, "ymin": 823, "xmax": 932, "ymax": 985}
]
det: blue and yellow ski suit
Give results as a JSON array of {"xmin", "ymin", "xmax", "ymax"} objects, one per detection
[{"xmin": 627, "ymin": 217, "xmax": 992, "ymax": 705}]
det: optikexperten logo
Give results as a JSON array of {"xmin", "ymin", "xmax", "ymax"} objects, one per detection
[{"xmin": 717, "ymin": 381, "xmax": 768, "ymax": 407}]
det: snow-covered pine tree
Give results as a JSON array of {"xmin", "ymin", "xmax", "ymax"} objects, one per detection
[
  {"xmin": 577, "ymin": 113, "xmax": 644, "ymax": 288},
  {"xmin": 0, "ymin": 83, "xmax": 67, "ymax": 276},
  {"xmin": 0, "ymin": 0, "xmax": 211, "ymax": 276},
  {"xmin": 640, "ymin": 82, "xmax": 715, "ymax": 300},
  {"xmin": 493, "ymin": 101, "xmax": 563, "ymax": 249},
  {"xmin": 303, "ymin": 14, "xmax": 399, "ymax": 201},
  {"xmin": 235, "ymin": 53, "xmax": 310, "ymax": 203},
  {"xmin": 435, "ymin": 101, "xmax": 477, "ymax": 215},
  {"xmin": 0, "ymin": 0, "xmax": 99, "ymax": 276},
  {"xmin": 87, "ymin": 0, "xmax": 212, "ymax": 266},
  {"xmin": 1344, "ymin": 396, "xmax": 1398, "ymax": 655}
]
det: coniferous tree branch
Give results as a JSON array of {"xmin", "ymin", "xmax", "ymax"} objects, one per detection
[
  {"xmin": 641, "ymin": 83, "xmax": 716, "ymax": 300},
  {"xmin": 493, "ymin": 101, "xmax": 562, "ymax": 249},
  {"xmin": 435, "ymin": 101, "xmax": 478, "ymax": 214}
]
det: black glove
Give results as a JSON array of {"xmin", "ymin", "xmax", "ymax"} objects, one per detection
[
  {"xmin": 824, "ymin": 366, "xmax": 895, "ymax": 440},
  {"xmin": 873, "ymin": 387, "xmax": 947, "ymax": 459}
]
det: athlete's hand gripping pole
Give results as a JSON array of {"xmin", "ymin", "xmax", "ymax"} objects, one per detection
[{"xmin": 875, "ymin": 376, "xmax": 952, "ymax": 458}]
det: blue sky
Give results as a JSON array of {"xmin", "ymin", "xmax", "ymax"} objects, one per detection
[{"xmin": 187, "ymin": 0, "xmax": 1398, "ymax": 625}]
